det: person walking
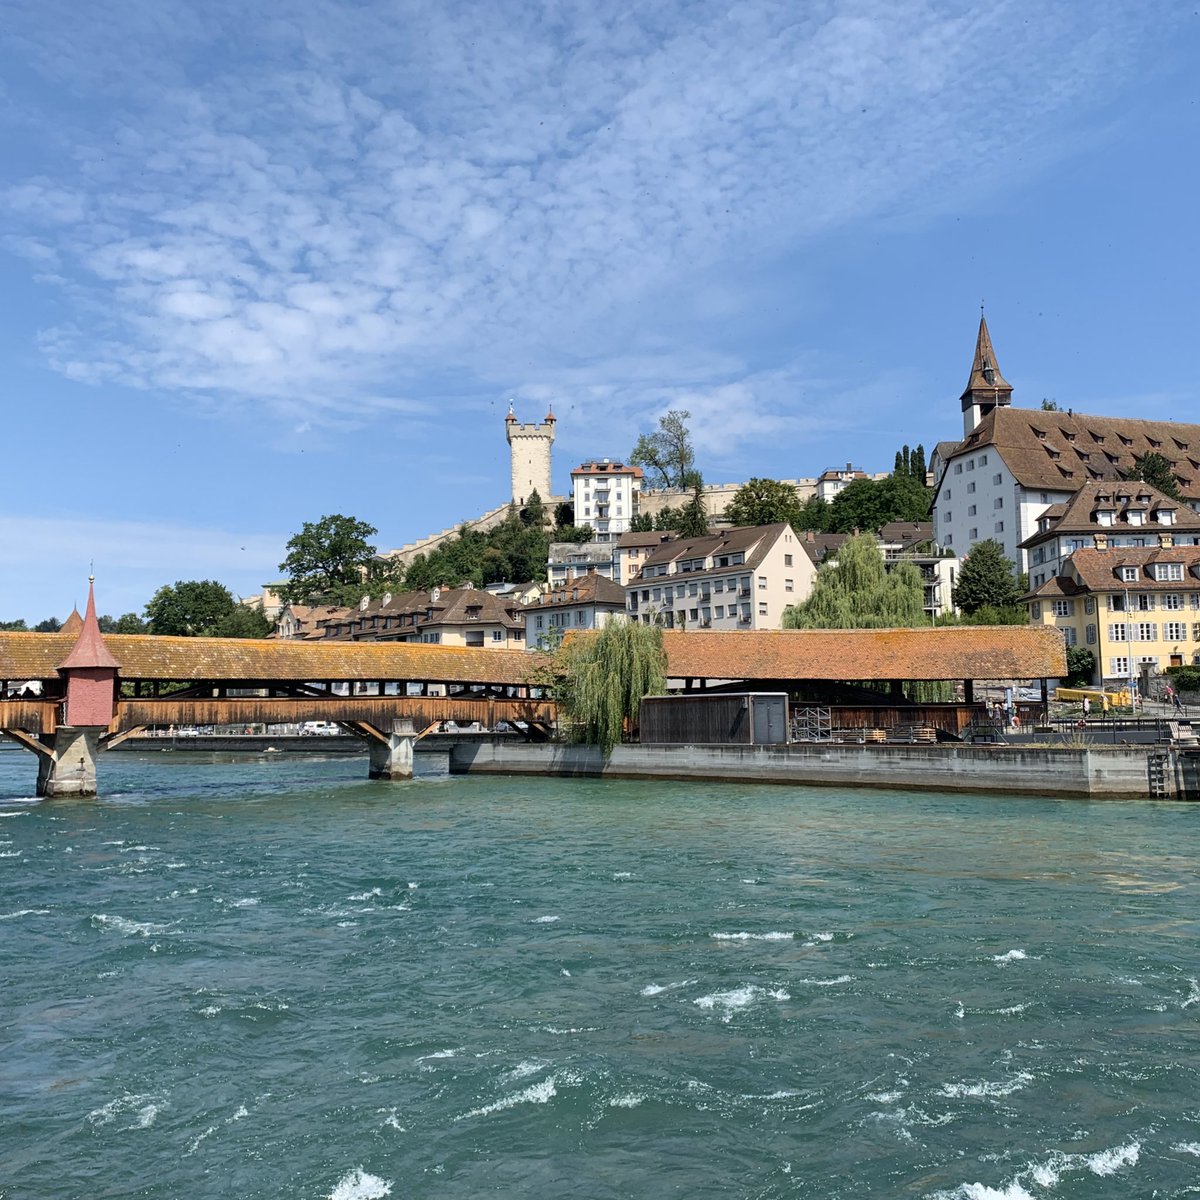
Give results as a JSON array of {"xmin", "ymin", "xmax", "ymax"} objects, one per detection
[{"xmin": 1174, "ymin": 690, "xmax": 1184, "ymax": 715}]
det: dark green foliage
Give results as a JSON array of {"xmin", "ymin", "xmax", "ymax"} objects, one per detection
[
  {"xmin": 677, "ymin": 475, "xmax": 710, "ymax": 538},
  {"xmin": 952, "ymin": 539, "xmax": 1021, "ymax": 614},
  {"xmin": 554, "ymin": 502, "xmax": 576, "ymax": 528},
  {"xmin": 1124, "ymin": 452, "xmax": 1183, "ymax": 501},
  {"xmin": 100, "ymin": 612, "xmax": 150, "ymax": 634},
  {"xmin": 212, "ymin": 605, "xmax": 273, "ymax": 638},
  {"xmin": 33, "ymin": 617, "xmax": 61, "ymax": 632},
  {"xmin": 826, "ymin": 475, "xmax": 932, "ymax": 533},
  {"xmin": 0, "ymin": 619, "xmax": 29, "ymax": 631},
  {"xmin": 279, "ymin": 514, "xmax": 379, "ymax": 605},
  {"xmin": 144, "ymin": 580, "xmax": 240, "ymax": 636},
  {"xmin": 554, "ymin": 525, "xmax": 595, "ymax": 544},
  {"xmin": 629, "ymin": 512, "xmax": 655, "ymax": 532},
  {"xmin": 1041, "ymin": 399, "xmax": 1060, "ymax": 411},
  {"xmin": 723, "ymin": 478, "xmax": 804, "ymax": 528},
  {"xmin": 937, "ymin": 604, "xmax": 1029, "ymax": 627},
  {"xmin": 520, "ymin": 490, "xmax": 547, "ymax": 528},
  {"xmin": 554, "ymin": 621, "xmax": 666, "ymax": 753},
  {"xmin": 629, "ymin": 410, "xmax": 695, "ymax": 489},
  {"xmin": 1166, "ymin": 665, "xmax": 1200, "ymax": 692},
  {"xmin": 794, "ymin": 495, "xmax": 830, "ymax": 532},
  {"xmin": 1066, "ymin": 646, "xmax": 1096, "ymax": 686}
]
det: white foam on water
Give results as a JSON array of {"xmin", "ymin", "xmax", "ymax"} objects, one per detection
[
  {"xmin": 185, "ymin": 1125, "xmax": 217, "ymax": 1155},
  {"xmin": 91, "ymin": 913, "xmax": 171, "ymax": 937},
  {"xmin": 0, "ymin": 909, "xmax": 50, "ymax": 920},
  {"xmin": 641, "ymin": 978, "xmax": 697, "ymax": 996},
  {"xmin": 505, "ymin": 1060, "xmax": 547, "ymax": 1081},
  {"xmin": 231, "ymin": 1105, "xmax": 249, "ymax": 1120},
  {"xmin": 953, "ymin": 1002, "xmax": 965, "ymax": 1020},
  {"xmin": 796, "ymin": 974, "xmax": 853, "ymax": 987},
  {"xmin": 992, "ymin": 950, "xmax": 1032, "ymax": 963},
  {"xmin": 710, "ymin": 931, "xmax": 793, "ymax": 941},
  {"xmin": 230, "ymin": 898, "xmax": 259, "ymax": 908},
  {"xmin": 532, "ymin": 915, "xmax": 560, "ymax": 923},
  {"xmin": 347, "ymin": 888, "xmax": 382, "ymax": 901},
  {"xmin": 199, "ymin": 1005, "xmax": 222, "ymax": 1016},
  {"xmin": 612, "ymin": 872, "xmax": 634, "ymax": 879},
  {"xmin": 693, "ymin": 985, "xmax": 790, "ymax": 1021},
  {"xmin": 1181, "ymin": 978, "xmax": 1200, "ymax": 1008},
  {"xmin": 929, "ymin": 1185, "xmax": 1035, "ymax": 1200},
  {"xmin": 457, "ymin": 1076, "xmax": 557, "ymax": 1120},
  {"xmin": 1086, "ymin": 1141, "xmax": 1140, "ymax": 1175},
  {"xmin": 407, "ymin": 882, "xmax": 418, "ymax": 889},
  {"xmin": 101, "ymin": 840, "xmax": 125, "ymax": 846},
  {"xmin": 992, "ymin": 1003, "xmax": 1030, "ymax": 1015},
  {"xmin": 0, "ymin": 850, "xmax": 23, "ymax": 858},
  {"xmin": 87, "ymin": 1092, "xmax": 163, "ymax": 1129},
  {"xmin": 416, "ymin": 1048, "xmax": 460, "ymax": 1063},
  {"xmin": 560, "ymin": 968, "xmax": 571, "ymax": 976},
  {"xmin": 741, "ymin": 878, "xmax": 760, "ymax": 884},
  {"xmin": 939, "ymin": 1072, "xmax": 1033, "ymax": 1099},
  {"xmin": 811, "ymin": 932, "xmax": 835, "ymax": 941},
  {"xmin": 329, "ymin": 1168, "xmax": 393, "ymax": 1200},
  {"xmin": 1172, "ymin": 1142, "xmax": 1200, "ymax": 1155},
  {"xmin": 608, "ymin": 1093, "xmax": 644, "ymax": 1108}
]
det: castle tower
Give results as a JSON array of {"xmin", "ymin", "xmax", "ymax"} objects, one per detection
[
  {"xmin": 505, "ymin": 402, "xmax": 556, "ymax": 505},
  {"xmin": 961, "ymin": 315, "xmax": 1013, "ymax": 436}
]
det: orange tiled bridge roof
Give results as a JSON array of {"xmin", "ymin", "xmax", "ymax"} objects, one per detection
[{"xmin": 662, "ymin": 626, "xmax": 1066, "ymax": 682}]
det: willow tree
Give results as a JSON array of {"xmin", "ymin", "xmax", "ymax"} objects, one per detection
[
  {"xmin": 554, "ymin": 622, "xmax": 666, "ymax": 753},
  {"xmin": 783, "ymin": 533, "xmax": 927, "ymax": 629}
]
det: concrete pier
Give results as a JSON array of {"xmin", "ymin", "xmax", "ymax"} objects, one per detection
[
  {"xmin": 368, "ymin": 719, "xmax": 417, "ymax": 780},
  {"xmin": 36, "ymin": 727, "xmax": 102, "ymax": 798}
]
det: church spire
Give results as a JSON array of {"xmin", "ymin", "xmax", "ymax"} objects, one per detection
[
  {"xmin": 961, "ymin": 315, "xmax": 1013, "ymax": 436},
  {"xmin": 57, "ymin": 577, "xmax": 120, "ymax": 672}
]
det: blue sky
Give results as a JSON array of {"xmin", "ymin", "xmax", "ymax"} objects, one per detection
[{"xmin": 2, "ymin": 0, "xmax": 1197, "ymax": 623}]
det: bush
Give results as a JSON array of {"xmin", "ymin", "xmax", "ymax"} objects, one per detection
[{"xmin": 1165, "ymin": 665, "xmax": 1200, "ymax": 692}]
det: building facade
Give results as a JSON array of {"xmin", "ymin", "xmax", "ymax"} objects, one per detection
[
  {"xmin": 319, "ymin": 586, "xmax": 525, "ymax": 648},
  {"xmin": 625, "ymin": 523, "xmax": 813, "ymax": 630},
  {"xmin": 571, "ymin": 459, "xmax": 643, "ymax": 542},
  {"xmin": 523, "ymin": 573, "xmax": 628, "ymax": 650}
]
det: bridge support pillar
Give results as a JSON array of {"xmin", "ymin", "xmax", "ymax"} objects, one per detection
[
  {"xmin": 368, "ymin": 718, "xmax": 416, "ymax": 780},
  {"xmin": 36, "ymin": 726, "xmax": 101, "ymax": 798}
]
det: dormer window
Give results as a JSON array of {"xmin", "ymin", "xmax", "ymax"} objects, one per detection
[
  {"xmin": 1091, "ymin": 432, "xmax": 1105, "ymax": 444},
  {"xmin": 1155, "ymin": 563, "xmax": 1184, "ymax": 581},
  {"xmin": 1096, "ymin": 509, "xmax": 1115, "ymax": 526},
  {"xmin": 1121, "ymin": 566, "xmax": 1139, "ymax": 582},
  {"xmin": 1032, "ymin": 427, "xmax": 1047, "ymax": 441},
  {"xmin": 1118, "ymin": 434, "xmax": 1133, "ymax": 447},
  {"xmin": 1148, "ymin": 438, "xmax": 1162, "ymax": 448},
  {"xmin": 1174, "ymin": 439, "xmax": 1189, "ymax": 451},
  {"xmin": 1157, "ymin": 509, "xmax": 1177, "ymax": 526},
  {"xmin": 1062, "ymin": 430, "xmax": 1076, "ymax": 442},
  {"xmin": 1127, "ymin": 509, "xmax": 1145, "ymax": 526}
]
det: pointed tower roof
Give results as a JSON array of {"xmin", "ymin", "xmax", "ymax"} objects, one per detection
[
  {"xmin": 962, "ymin": 316, "xmax": 1012, "ymax": 401},
  {"xmin": 57, "ymin": 579, "xmax": 120, "ymax": 671},
  {"xmin": 60, "ymin": 608, "xmax": 84, "ymax": 637},
  {"xmin": 544, "ymin": 406, "xmax": 556, "ymax": 423}
]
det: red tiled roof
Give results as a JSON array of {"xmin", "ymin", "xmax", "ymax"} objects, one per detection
[
  {"xmin": 661, "ymin": 627, "xmax": 1065, "ymax": 682},
  {"xmin": 1018, "ymin": 479, "xmax": 1199, "ymax": 549},
  {"xmin": 1060, "ymin": 546, "xmax": 1200, "ymax": 592},
  {"xmin": 525, "ymin": 574, "xmax": 627, "ymax": 611}
]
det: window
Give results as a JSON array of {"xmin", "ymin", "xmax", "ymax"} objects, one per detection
[
  {"xmin": 1191, "ymin": 594, "xmax": 1200, "ymax": 610},
  {"xmin": 576, "ymin": 611, "xmax": 586, "ymax": 626},
  {"xmin": 995, "ymin": 522, "xmax": 1004, "ymax": 533},
  {"xmin": 714, "ymin": 579, "xmax": 724, "ymax": 593},
  {"xmin": 1086, "ymin": 624, "xmax": 1097, "ymax": 644},
  {"xmin": 784, "ymin": 554, "xmax": 793, "ymax": 567},
  {"xmin": 969, "ymin": 528, "xmax": 978, "ymax": 539},
  {"xmin": 758, "ymin": 602, "xmax": 768, "ymax": 616},
  {"xmin": 968, "ymin": 481, "xmax": 976, "ymax": 494},
  {"xmin": 967, "ymin": 459, "xmax": 975, "ymax": 471},
  {"xmin": 1110, "ymin": 656, "xmax": 1130, "ymax": 676},
  {"xmin": 1157, "ymin": 509, "xmax": 1176, "ymax": 526},
  {"xmin": 492, "ymin": 629, "xmax": 505, "ymax": 641},
  {"xmin": 785, "ymin": 578, "xmax": 794, "ymax": 592},
  {"xmin": 1108, "ymin": 623, "xmax": 1128, "ymax": 641},
  {"xmin": 994, "ymin": 497, "xmax": 1004, "ymax": 509},
  {"xmin": 1135, "ymin": 594, "xmax": 1155, "ymax": 611},
  {"xmin": 1085, "ymin": 598, "xmax": 1096, "ymax": 614},
  {"xmin": 954, "ymin": 463, "xmax": 963, "ymax": 474},
  {"xmin": 945, "ymin": 489, "xmax": 952, "ymax": 500},
  {"xmin": 1121, "ymin": 566, "xmax": 1139, "ymax": 582},
  {"xmin": 1155, "ymin": 563, "xmax": 1184, "ymax": 581},
  {"xmin": 1063, "ymin": 626, "xmax": 1077, "ymax": 646},
  {"xmin": 968, "ymin": 505, "xmax": 977, "ymax": 516},
  {"xmin": 1052, "ymin": 600, "xmax": 1073, "ymax": 617},
  {"xmin": 944, "ymin": 535, "xmax": 953, "ymax": 546},
  {"xmin": 1166, "ymin": 621, "xmax": 1188, "ymax": 641},
  {"xmin": 1031, "ymin": 601, "xmax": 1042, "ymax": 618},
  {"xmin": 993, "ymin": 473, "xmax": 1002, "ymax": 485},
  {"xmin": 714, "ymin": 605, "xmax": 724, "ymax": 618},
  {"xmin": 1164, "ymin": 594, "xmax": 1184, "ymax": 610},
  {"xmin": 980, "ymin": 454, "xmax": 988, "ymax": 465},
  {"xmin": 757, "ymin": 575, "xmax": 767, "ymax": 589},
  {"xmin": 535, "ymin": 615, "xmax": 544, "ymax": 629},
  {"xmin": 1109, "ymin": 594, "xmax": 1126, "ymax": 611},
  {"xmin": 1136, "ymin": 622, "xmax": 1157, "ymax": 641},
  {"xmin": 945, "ymin": 511, "xmax": 953, "ymax": 522}
]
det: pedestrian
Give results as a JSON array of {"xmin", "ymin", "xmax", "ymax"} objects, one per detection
[
  {"xmin": 1174, "ymin": 690, "xmax": 1184, "ymax": 714},
  {"xmin": 1083, "ymin": 696, "xmax": 1091, "ymax": 718}
]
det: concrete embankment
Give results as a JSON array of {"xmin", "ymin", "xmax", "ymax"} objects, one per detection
[{"xmin": 448, "ymin": 740, "xmax": 1182, "ymax": 799}]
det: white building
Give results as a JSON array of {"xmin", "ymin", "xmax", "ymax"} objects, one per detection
[
  {"xmin": 523, "ymin": 573, "xmax": 628, "ymax": 650},
  {"xmin": 932, "ymin": 318, "xmax": 1200, "ymax": 572},
  {"xmin": 626, "ymin": 523, "xmax": 813, "ymax": 631},
  {"xmin": 571, "ymin": 458, "xmax": 643, "ymax": 543}
]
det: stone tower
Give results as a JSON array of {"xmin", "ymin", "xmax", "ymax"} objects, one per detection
[
  {"xmin": 505, "ymin": 402, "xmax": 556, "ymax": 505},
  {"xmin": 961, "ymin": 315, "xmax": 1013, "ymax": 436}
]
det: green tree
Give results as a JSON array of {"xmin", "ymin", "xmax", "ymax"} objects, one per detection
[
  {"xmin": 33, "ymin": 617, "xmax": 61, "ymax": 632},
  {"xmin": 1066, "ymin": 646, "xmax": 1096, "ymax": 686},
  {"xmin": 826, "ymin": 475, "xmax": 932, "ymax": 533},
  {"xmin": 553, "ymin": 621, "xmax": 666, "ymax": 753},
  {"xmin": 910, "ymin": 444, "xmax": 926, "ymax": 482},
  {"xmin": 723, "ymin": 478, "xmax": 803, "ymax": 528},
  {"xmin": 100, "ymin": 613, "xmax": 149, "ymax": 634},
  {"xmin": 144, "ymin": 580, "xmax": 240, "ymax": 636},
  {"xmin": 629, "ymin": 512, "xmax": 655, "ymax": 532},
  {"xmin": 1041, "ymin": 399, "xmax": 1060, "ymax": 411},
  {"xmin": 630, "ymin": 409, "xmax": 695, "ymax": 489},
  {"xmin": 783, "ymin": 533, "xmax": 928, "ymax": 629},
  {"xmin": 953, "ymin": 539, "xmax": 1021, "ymax": 614},
  {"xmin": 279, "ymin": 514, "xmax": 378, "ymax": 605},
  {"xmin": 795, "ymin": 495, "xmax": 830, "ymax": 532},
  {"xmin": 1124, "ymin": 451, "xmax": 1183, "ymax": 501},
  {"xmin": 554, "ymin": 501, "xmax": 576, "ymax": 529},
  {"xmin": 677, "ymin": 473, "xmax": 710, "ymax": 537},
  {"xmin": 0, "ymin": 619, "xmax": 29, "ymax": 631},
  {"xmin": 213, "ymin": 605, "xmax": 273, "ymax": 638},
  {"xmin": 554, "ymin": 524, "xmax": 596, "ymax": 544},
  {"xmin": 520, "ymin": 490, "xmax": 547, "ymax": 528}
]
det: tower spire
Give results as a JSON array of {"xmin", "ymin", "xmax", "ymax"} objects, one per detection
[{"xmin": 960, "ymin": 315, "xmax": 1013, "ymax": 435}]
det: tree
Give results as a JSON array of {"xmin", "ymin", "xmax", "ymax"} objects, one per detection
[
  {"xmin": 215, "ymin": 605, "xmax": 273, "ymax": 638},
  {"xmin": 553, "ymin": 621, "xmax": 666, "ymax": 753},
  {"xmin": 826, "ymin": 475, "xmax": 932, "ymax": 533},
  {"xmin": 783, "ymin": 533, "xmax": 928, "ymax": 629},
  {"xmin": 630, "ymin": 409, "xmax": 695, "ymax": 489},
  {"xmin": 677, "ymin": 473, "xmax": 710, "ymax": 537},
  {"xmin": 554, "ymin": 524, "xmax": 595, "ymax": 544},
  {"xmin": 1041, "ymin": 399, "xmax": 1060, "ymax": 411},
  {"xmin": 145, "ymin": 580, "xmax": 240, "ymax": 636},
  {"xmin": 629, "ymin": 512, "xmax": 655, "ymax": 532},
  {"xmin": 1124, "ymin": 451, "xmax": 1183, "ymax": 502},
  {"xmin": 795, "ymin": 495, "xmax": 830, "ymax": 532},
  {"xmin": 0, "ymin": 619, "xmax": 28, "ymax": 631},
  {"xmin": 554, "ymin": 502, "xmax": 576, "ymax": 529},
  {"xmin": 520, "ymin": 490, "xmax": 547, "ymax": 528},
  {"xmin": 279, "ymin": 514, "xmax": 378, "ymax": 605},
  {"xmin": 1066, "ymin": 646, "xmax": 1096, "ymax": 686},
  {"xmin": 953, "ymin": 539, "xmax": 1021, "ymax": 614},
  {"xmin": 100, "ymin": 613, "xmax": 149, "ymax": 634},
  {"xmin": 33, "ymin": 617, "xmax": 61, "ymax": 632},
  {"xmin": 724, "ymin": 478, "xmax": 804, "ymax": 528}
]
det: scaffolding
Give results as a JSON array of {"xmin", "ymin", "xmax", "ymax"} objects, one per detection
[{"xmin": 791, "ymin": 705, "xmax": 832, "ymax": 743}]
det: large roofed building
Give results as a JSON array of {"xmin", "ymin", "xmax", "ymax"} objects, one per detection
[{"xmin": 933, "ymin": 318, "xmax": 1200, "ymax": 572}]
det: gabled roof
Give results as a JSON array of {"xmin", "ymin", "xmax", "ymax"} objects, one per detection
[
  {"xmin": 798, "ymin": 531, "xmax": 850, "ymax": 565},
  {"xmin": 525, "ymin": 574, "xmax": 627, "ymax": 611},
  {"xmin": 638, "ymin": 523, "xmax": 790, "ymax": 576},
  {"xmin": 877, "ymin": 521, "xmax": 934, "ymax": 548},
  {"xmin": 1, "ymin": 633, "xmax": 542, "ymax": 685},
  {"xmin": 939, "ymin": 406, "xmax": 1200, "ymax": 501},
  {"xmin": 1057, "ymin": 546, "xmax": 1200, "ymax": 593},
  {"xmin": 660, "ymin": 626, "xmax": 1065, "ymax": 682},
  {"xmin": 1018, "ymin": 479, "xmax": 1200, "ymax": 548},
  {"xmin": 617, "ymin": 531, "xmax": 677, "ymax": 549}
]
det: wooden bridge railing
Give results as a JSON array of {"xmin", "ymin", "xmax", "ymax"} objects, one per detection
[
  {"xmin": 113, "ymin": 695, "xmax": 556, "ymax": 733},
  {"xmin": 0, "ymin": 699, "xmax": 59, "ymax": 736}
]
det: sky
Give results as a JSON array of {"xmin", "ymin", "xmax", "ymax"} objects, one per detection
[{"xmin": 2, "ymin": 0, "xmax": 1198, "ymax": 623}]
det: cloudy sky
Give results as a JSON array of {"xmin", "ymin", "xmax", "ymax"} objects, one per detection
[{"xmin": 2, "ymin": 0, "xmax": 1196, "ymax": 621}]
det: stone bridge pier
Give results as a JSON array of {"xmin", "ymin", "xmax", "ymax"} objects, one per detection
[
  {"xmin": 36, "ymin": 727, "xmax": 102, "ymax": 798},
  {"xmin": 367, "ymin": 718, "xmax": 417, "ymax": 780}
]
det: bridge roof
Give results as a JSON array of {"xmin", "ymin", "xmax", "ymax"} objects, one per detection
[
  {"xmin": 661, "ymin": 626, "xmax": 1066, "ymax": 682},
  {"xmin": 0, "ymin": 633, "xmax": 544, "ymax": 686}
]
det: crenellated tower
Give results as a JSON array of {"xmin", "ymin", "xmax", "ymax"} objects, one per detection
[{"xmin": 505, "ymin": 402, "xmax": 556, "ymax": 505}]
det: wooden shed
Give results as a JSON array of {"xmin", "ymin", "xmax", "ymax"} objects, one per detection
[{"xmin": 639, "ymin": 693, "xmax": 789, "ymax": 746}]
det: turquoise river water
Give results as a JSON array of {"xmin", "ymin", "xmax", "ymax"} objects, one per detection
[{"xmin": 1, "ymin": 750, "xmax": 1199, "ymax": 1199}]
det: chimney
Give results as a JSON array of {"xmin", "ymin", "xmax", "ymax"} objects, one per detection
[{"xmin": 805, "ymin": 530, "xmax": 815, "ymax": 542}]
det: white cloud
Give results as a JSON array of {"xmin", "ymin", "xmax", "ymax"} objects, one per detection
[{"xmin": 0, "ymin": 0, "xmax": 1181, "ymax": 437}]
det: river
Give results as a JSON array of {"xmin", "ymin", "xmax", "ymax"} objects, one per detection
[{"xmin": 2, "ymin": 751, "xmax": 1198, "ymax": 1199}]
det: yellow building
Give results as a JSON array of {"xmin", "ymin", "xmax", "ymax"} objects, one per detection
[{"xmin": 1028, "ymin": 545, "xmax": 1200, "ymax": 687}]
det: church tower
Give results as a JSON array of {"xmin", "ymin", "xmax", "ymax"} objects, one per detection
[
  {"xmin": 505, "ymin": 403, "xmax": 556, "ymax": 505},
  {"xmin": 961, "ymin": 316, "xmax": 1013, "ymax": 436}
]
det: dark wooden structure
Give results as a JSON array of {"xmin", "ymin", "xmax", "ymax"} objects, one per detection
[{"xmin": 640, "ymin": 693, "xmax": 789, "ymax": 746}]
